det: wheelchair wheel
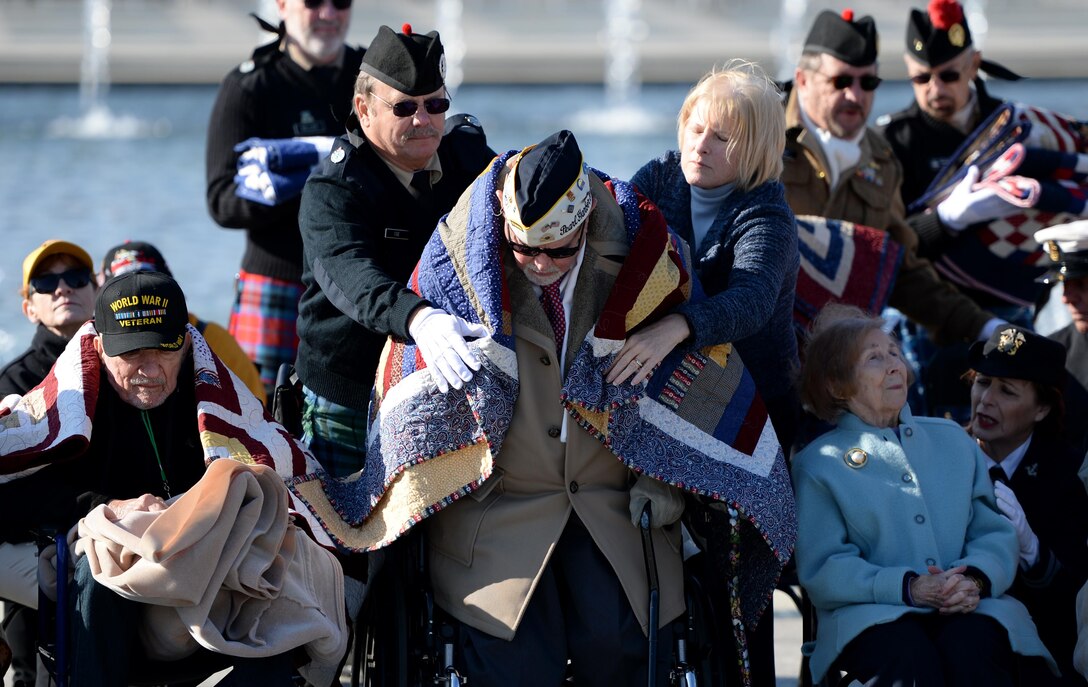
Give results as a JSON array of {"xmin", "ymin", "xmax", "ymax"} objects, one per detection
[{"xmin": 354, "ymin": 553, "xmax": 410, "ymax": 687}]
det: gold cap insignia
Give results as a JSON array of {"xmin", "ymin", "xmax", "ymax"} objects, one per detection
[
  {"xmin": 996, "ymin": 328, "xmax": 1026, "ymax": 355},
  {"xmin": 844, "ymin": 448, "xmax": 868, "ymax": 469},
  {"xmin": 949, "ymin": 24, "xmax": 966, "ymax": 48},
  {"xmin": 913, "ymin": 39, "xmax": 923, "ymax": 52}
]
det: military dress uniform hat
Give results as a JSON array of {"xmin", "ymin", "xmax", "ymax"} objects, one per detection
[
  {"xmin": 1035, "ymin": 220, "xmax": 1088, "ymax": 283},
  {"xmin": 802, "ymin": 8, "xmax": 878, "ymax": 67},
  {"xmin": 94, "ymin": 271, "xmax": 189, "ymax": 357},
  {"xmin": 501, "ymin": 130, "xmax": 592, "ymax": 247},
  {"xmin": 968, "ymin": 324, "xmax": 1067, "ymax": 390},
  {"xmin": 905, "ymin": 0, "xmax": 1022, "ymax": 79},
  {"xmin": 359, "ymin": 23, "xmax": 445, "ymax": 96},
  {"xmin": 100, "ymin": 240, "xmax": 173, "ymax": 280},
  {"xmin": 22, "ymin": 239, "xmax": 94, "ymax": 293}
]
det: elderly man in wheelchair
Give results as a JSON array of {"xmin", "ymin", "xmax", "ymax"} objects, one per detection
[
  {"xmin": 0, "ymin": 271, "xmax": 346, "ymax": 686},
  {"xmin": 350, "ymin": 130, "xmax": 797, "ymax": 686}
]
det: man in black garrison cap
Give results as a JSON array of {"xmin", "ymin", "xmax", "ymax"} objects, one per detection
[
  {"xmin": 880, "ymin": 0, "xmax": 1025, "ymax": 210},
  {"xmin": 782, "ymin": 8, "xmax": 1002, "ymax": 357},
  {"xmin": 296, "ymin": 23, "xmax": 496, "ymax": 478}
]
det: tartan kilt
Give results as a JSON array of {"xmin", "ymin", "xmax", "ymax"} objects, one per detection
[{"xmin": 228, "ymin": 270, "xmax": 304, "ymax": 397}]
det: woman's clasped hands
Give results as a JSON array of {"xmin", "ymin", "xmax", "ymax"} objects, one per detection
[{"xmin": 909, "ymin": 565, "xmax": 981, "ymax": 615}]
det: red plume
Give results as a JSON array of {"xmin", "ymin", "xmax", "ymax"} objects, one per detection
[
  {"xmin": 402, "ymin": 23, "xmax": 413, "ymax": 35},
  {"xmin": 841, "ymin": 8, "xmax": 854, "ymax": 21},
  {"xmin": 927, "ymin": 0, "xmax": 964, "ymax": 30}
]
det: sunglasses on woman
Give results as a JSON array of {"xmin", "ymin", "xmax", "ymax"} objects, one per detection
[
  {"xmin": 29, "ymin": 268, "xmax": 93, "ymax": 294},
  {"xmin": 506, "ymin": 225, "xmax": 586, "ymax": 260},
  {"xmin": 302, "ymin": 0, "xmax": 352, "ymax": 10},
  {"xmin": 370, "ymin": 92, "xmax": 451, "ymax": 118},
  {"xmin": 909, "ymin": 69, "xmax": 964, "ymax": 85},
  {"xmin": 816, "ymin": 72, "xmax": 883, "ymax": 92}
]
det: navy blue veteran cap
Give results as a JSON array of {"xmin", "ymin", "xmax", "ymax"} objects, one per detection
[
  {"xmin": 359, "ymin": 23, "xmax": 445, "ymax": 97},
  {"xmin": 1035, "ymin": 221, "xmax": 1088, "ymax": 283},
  {"xmin": 802, "ymin": 8, "xmax": 878, "ymax": 67},
  {"xmin": 501, "ymin": 130, "xmax": 592, "ymax": 247},
  {"xmin": 968, "ymin": 324, "xmax": 1067, "ymax": 390},
  {"xmin": 94, "ymin": 271, "xmax": 189, "ymax": 357}
]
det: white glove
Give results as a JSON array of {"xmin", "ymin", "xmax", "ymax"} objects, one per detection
[
  {"xmin": 936, "ymin": 166, "xmax": 1022, "ymax": 231},
  {"xmin": 994, "ymin": 481, "xmax": 1040, "ymax": 568},
  {"xmin": 629, "ymin": 474, "xmax": 685, "ymax": 528},
  {"xmin": 407, "ymin": 306, "xmax": 489, "ymax": 393}
]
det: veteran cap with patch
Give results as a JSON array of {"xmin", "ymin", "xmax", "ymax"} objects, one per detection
[
  {"xmin": 95, "ymin": 271, "xmax": 189, "ymax": 357},
  {"xmin": 802, "ymin": 8, "xmax": 878, "ymax": 67},
  {"xmin": 100, "ymin": 240, "xmax": 173, "ymax": 280},
  {"xmin": 501, "ymin": 130, "xmax": 592, "ymax": 247},
  {"xmin": 968, "ymin": 324, "xmax": 1067, "ymax": 390},
  {"xmin": 22, "ymin": 239, "xmax": 95, "ymax": 294},
  {"xmin": 359, "ymin": 23, "xmax": 445, "ymax": 97},
  {"xmin": 1035, "ymin": 220, "xmax": 1088, "ymax": 283}
]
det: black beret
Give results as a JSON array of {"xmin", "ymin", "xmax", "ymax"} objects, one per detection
[
  {"xmin": 968, "ymin": 325, "xmax": 1067, "ymax": 390},
  {"xmin": 802, "ymin": 9, "xmax": 878, "ymax": 67},
  {"xmin": 905, "ymin": 0, "xmax": 972, "ymax": 67},
  {"xmin": 359, "ymin": 24, "xmax": 445, "ymax": 96}
]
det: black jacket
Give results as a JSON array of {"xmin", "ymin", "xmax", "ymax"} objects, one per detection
[
  {"xmin": 205, "ymin": 38, "xmax": 365, "ymax": 282},
  {"xmin": 296, "ymin": 117, "xmax": 496, "ymax": 410},
  {"xmin": 1006, "ymin": 433, "xmax": 1088, "ymax": 685},
  {"xmin": 0, "ymin": 325, "xmax": 69, "ymax": 398},
  {"xmin": 0, "ymin": 354, "xmax": 204, "ymax": 543}
]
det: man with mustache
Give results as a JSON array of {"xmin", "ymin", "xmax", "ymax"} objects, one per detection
[
  {"xmin": 296, "ymin": 24, "xmax": 495, "ymax": 476},
  {"xmin": 783, "ymin": 9, "xmax": 1001, "ymax": 348},
  {"xmin": 206, "ymin": 0, "xmax": 364, "ymax": 404}
]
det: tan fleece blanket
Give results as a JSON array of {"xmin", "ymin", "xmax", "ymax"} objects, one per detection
[{"xmin": 73, "ymin": 459, "xmax": 346, "ymax": 685}]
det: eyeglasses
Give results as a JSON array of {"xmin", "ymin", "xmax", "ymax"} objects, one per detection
[
  {"xmin": 909, "ymin": 69, "xmax": 964, "ymax": 85},
  {"xmin": 506, "ymin": 225, "xmax": 586, "ymax": 260},
  {"xmin": 303, "ymin": 0, "xmax": 352, "ymax": 10},
  {"xmin": 815, "ymin": 72, "xmax": 882, "ymax": 92},
  {"xmin": 29, "ymin": 267, "xmax": 93, "ymax": 294},
  {"xmin": 370, "ymin": 91, "xmax": 451, "ymax": 118}
]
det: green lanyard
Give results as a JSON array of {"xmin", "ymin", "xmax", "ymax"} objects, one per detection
[{"xmin": 139, "ymin": 409, "xmax": 171, "ymax": 499}]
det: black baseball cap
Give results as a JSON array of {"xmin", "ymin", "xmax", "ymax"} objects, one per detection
[
  {"xmin": 101, "ymin": 240, "xmax": 172, "ymax": 280},
  {"xmin": 94, "ymin": 271, "xmax": 189, "ymax": 356}
]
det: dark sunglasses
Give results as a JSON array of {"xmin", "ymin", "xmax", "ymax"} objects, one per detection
[
  {"xmin": 303, "ymin": 0, "xmax": 352, "ymax": 9},
  {"xmin": 909, "ymin": 69, "xmax": 964, "ymax": 85},
  {"xmin": 370, "ymin": 92, "xmax": 451, "ymax": 118},
  {"xmin": 506, "ymin": 225, "xmax": 586, "ymax": 260},
  {"xmin": 29, "ymin": 267, "xmax": 93, "ymax": 294},
  {"xmin": 817, "ymin": 72, "xmax": 882, "ymax": 92}
]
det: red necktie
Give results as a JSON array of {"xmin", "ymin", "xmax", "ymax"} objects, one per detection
[{"xmin": 539, "ymin": 281, "xmax": 566, "ymax": 352}]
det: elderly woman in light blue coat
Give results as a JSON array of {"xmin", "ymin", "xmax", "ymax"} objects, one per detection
[{"xmin": 792, "ymin": 304, "xmax": 1056, "ymax": 686}]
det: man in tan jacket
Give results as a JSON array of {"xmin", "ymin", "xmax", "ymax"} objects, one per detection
[
  {"xmin": 782, "ymin": 8, "xmax": 1003, "ymax": 348},
  {"xmin": 424, "ymin": 130, "xmax": 686, "ymax": 685}
]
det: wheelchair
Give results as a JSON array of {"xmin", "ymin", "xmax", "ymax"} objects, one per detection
[{"xmin": 270, "ymin": 364, "xmax": 739, "ymax": 687}]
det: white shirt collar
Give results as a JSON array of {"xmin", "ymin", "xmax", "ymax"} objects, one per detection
[{"xmin": 984, "ymin": 434, "xmax": 1033, "ymax": 480}]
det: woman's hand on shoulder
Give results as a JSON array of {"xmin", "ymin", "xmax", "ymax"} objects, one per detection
[{"xmin": 606, "ymin": 314, "xmax": 692, "ymax": 386}]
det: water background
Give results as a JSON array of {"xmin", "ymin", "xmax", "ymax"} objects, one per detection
[{"xmin": 1, "ymin": 80, "xmax": 1085, "ymax": 364}]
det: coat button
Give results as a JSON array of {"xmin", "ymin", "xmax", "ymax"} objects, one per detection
[
  {"xmin": 569, "ymin": 481, "xmax": 579, "ymax": 493},
  {"xmin": 904, "ymin": 427, "xmax": 913, "ymax": 437},
  {"xmin": 926, "ymin": 558, "xmax": 936, "ymax": 566},
  {"xmin": 902, "ymin": 473, "xmax": 913, "ymax": 482},
  {"xmin": 540, "ymin": 355, "xmax": 551, "ymax": 366},
  {"xmin": 914, "ymin": 514, "xmax": 925, "ymax": 524},
  {"xmin": 548, "ymin": 426, "xmax": 561, "ymax": 438}
]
